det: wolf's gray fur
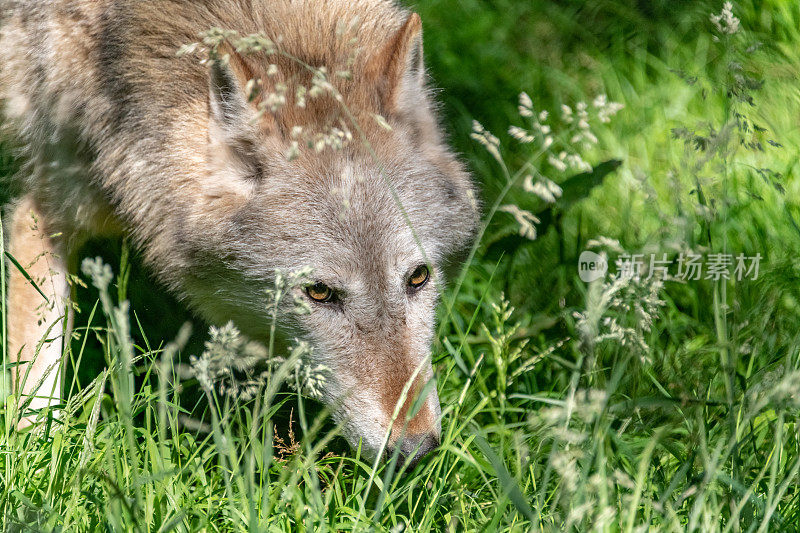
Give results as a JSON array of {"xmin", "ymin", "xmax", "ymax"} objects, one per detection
[{"xmin": 0, "ymin": 0, "xmax": 478, "ymax": 463}]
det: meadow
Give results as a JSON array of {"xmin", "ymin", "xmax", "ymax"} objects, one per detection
[{"xmin": 2, "ymin": 0, "xmax": 800, "ymax": 530}]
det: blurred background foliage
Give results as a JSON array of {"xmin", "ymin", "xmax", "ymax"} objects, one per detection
[{"xmin": 416, "ymin": 0, "xmax": 800, "ymax": 313}]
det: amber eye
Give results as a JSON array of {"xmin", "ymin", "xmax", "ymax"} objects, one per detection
[
  {"xmin": 306, "ymin": 282, "xmax": 335, "ymax": 303},
  {"xmin": 408, "ymin": 265, "xmax": 430, "ymax": 289}
]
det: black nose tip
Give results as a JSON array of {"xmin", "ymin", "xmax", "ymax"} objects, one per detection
[{"xmin": 390, "ymin": 432, "xmax": 439, "ymax": 470}]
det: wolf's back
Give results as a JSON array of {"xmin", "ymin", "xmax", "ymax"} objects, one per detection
[{"xmin": 0, "ymin": 0, "xmax": 418, "ymax": 268}]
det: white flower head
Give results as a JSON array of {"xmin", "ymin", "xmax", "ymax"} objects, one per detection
[
  {"xmin": 500, "ymin": 204, "xmax": 539, "ymax": 240},
  {"xmin": 524, "ymin": 175, "xmax": 563, "ymax": 203},
  {"xmin": 284, "ymin": 140, "xmax": 300, "ymax": 161},
  {"xmin": 566, "ymin": 153, "xmax": 593, "ymax": 172},
  {"xmin": 518, "ymin": 92, "xmax": 534, "ymax": 117},
  {"xmin": 710, "ymin": 2, "xmax": 740, "ymax": 35},
  {"xmin": 508, "ymin": 125, "xmax": 534, "ymax": 143},
  {"xmin": 561, "ymin": 104, "xmax": 573, "ymax": 123},
  {"xmin": 471, "ymin": 120, "xmax": 502, "ymax": 163},
  {"xmin": 593, "ymin": 94, "xmax": 607, "ymax": 108},
  {"xmin": 547, "ymin": 154, "xmax": 568, "ymax": 173}
]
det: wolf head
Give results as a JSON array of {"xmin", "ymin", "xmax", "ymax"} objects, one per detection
[{"xmin": 180, "ymin": 12, "xmax": 477, "ymax": 466}]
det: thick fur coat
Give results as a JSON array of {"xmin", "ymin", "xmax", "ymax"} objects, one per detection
[{"xmin": 0, "ymin": 0, "xmax": 477, "ymax": 464}]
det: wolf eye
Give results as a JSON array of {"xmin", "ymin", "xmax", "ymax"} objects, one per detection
[
  {"xmin": 306, "ymin": 282, "xmax": 335, "ymax": 303},
  {"xmin": 408, "ymin": 265, "xmax": 430, "ymax": 289}
]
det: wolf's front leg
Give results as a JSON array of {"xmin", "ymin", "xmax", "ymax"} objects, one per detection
[{"xmin": 7, "ymin": 195, "xmax": 71, "ymax": 426}]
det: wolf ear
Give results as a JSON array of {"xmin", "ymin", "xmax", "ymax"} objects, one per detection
[
  {"xmin": 208, "ymin": 47, "xmax": 262, "ymax": 139},
  {"xmin": 367, "ymin": 12, "xmax": 425, "ymax": 115},
  {"xmin": 207, "ymin": 47, "xmax": 269, "ymax": 189}
]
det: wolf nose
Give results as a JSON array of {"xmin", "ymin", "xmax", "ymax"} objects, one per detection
[{"xmin": 391, "ymin": 432, "xmax": 440, "ymax": 470}]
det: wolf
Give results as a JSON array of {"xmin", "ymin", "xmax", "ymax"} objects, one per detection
[{"xmin": 0, "ymin": 0, "xmax": 477, "ymax": 467}]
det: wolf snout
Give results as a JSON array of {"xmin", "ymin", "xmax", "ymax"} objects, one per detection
[{"xmin": 389, "ymin": 431, "xmax": 440, "ymax": 470}]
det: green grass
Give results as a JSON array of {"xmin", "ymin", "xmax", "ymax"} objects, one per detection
[{"xmin": 3, "ymin": 0, "xmax": 800, "ymax": 530}]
